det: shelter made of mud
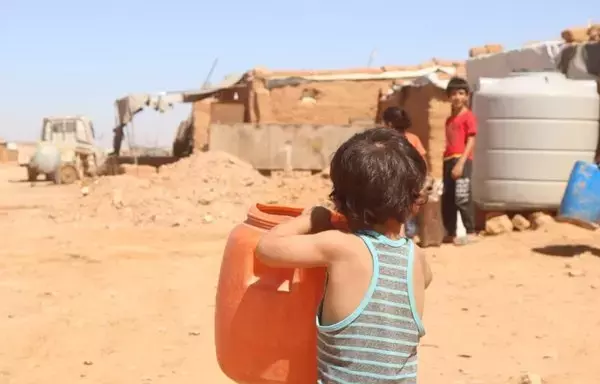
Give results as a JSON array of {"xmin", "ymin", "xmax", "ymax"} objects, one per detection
[
  {"xmin": 191, "ymin": 59, "xmax": 465, "ymax": 152},
  {"xmin": 0, "ymin": 140, "xmax": 18, "ymax": 163},
  {"xmin": 379, "ymin": 69, "xmax": 467, "ymax": 179}
]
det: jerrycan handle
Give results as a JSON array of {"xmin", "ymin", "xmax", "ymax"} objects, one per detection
[
  {"xmin": 276, "ymin": 269, "xmax": 301, "ymax": 293},
  {"xmin": 248, "ymin": 268, "xmax": 302, "ymax": 293},
  {"xmin": 254, "ymin": 204, "xmax": 348, "ymax": 230}
]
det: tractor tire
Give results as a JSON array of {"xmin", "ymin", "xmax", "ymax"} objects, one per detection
[
  {"xmin": 27, "ymin": 167, "xmax": 38, "ymax": 182},
  {"xmin": 173, "ymin": 119, "xmax": 195, "ymax": 158},
  {"xmin": 55, "ymin": 164, "xmax": 79, "ymax": 185}
]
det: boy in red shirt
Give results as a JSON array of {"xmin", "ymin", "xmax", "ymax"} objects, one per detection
[{"xmin": 442, "ymin": 77, "xmax": 477, "ymax": 245}]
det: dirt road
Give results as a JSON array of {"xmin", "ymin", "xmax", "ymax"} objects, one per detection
[{"xmin": 1, "ymin": 163, "xmax": 599, "ymax": 384}]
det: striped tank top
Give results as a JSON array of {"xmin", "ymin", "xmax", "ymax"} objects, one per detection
[{"xmin": 316, "ymin": 231, "xmax": 425, "ymax": 384}]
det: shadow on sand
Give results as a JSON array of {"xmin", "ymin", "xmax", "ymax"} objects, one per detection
[{"xmin": 532, "ymin": 244, "xmax": 600, "ymax": 258}]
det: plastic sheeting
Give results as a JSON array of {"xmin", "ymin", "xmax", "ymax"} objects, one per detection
[
  {"xmin": 113, "ymin": 73, "xmax": 246, "ymax": 130},
  {"xmin": 466, "ymin": 41, "xmax": 600, "ymax": 87},
  {"xmin": 265, "ymin": 66, "xmax": 458, "ymax": 89}
]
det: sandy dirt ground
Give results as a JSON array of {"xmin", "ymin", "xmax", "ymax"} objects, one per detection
[{"xmin": 1, "ymin": 160, "xmax": 599, "ymax": 384}]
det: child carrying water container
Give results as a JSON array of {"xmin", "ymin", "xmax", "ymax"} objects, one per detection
[{"xmin": 256, "ymin": 127, "xmax": 433, "ymax": 384}]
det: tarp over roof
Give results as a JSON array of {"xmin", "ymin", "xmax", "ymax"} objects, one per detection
[
  {"xmin": 113, "ymin": 73, "xmax": 246, "ymax": 130},
  {"xmin": 113, "ymin": 61, "xmax": 466, "ymax": 129},
  {"xmin": 557, "ymin": 41, "xmax": 600, "ymax": 78},
  {"xmin": 466, "ymin": 40, "xmax": 600, "ymax": 87},
  {"xmin": 392, "ymin": 41, "xmax": 600, "ymax": 92},
  {"xmin": 262, "ymin": 65, "xmax": 460, "ymax": 89},
  {"xmin": 390, "ymin": 71, "xmax": 456, "ymax": 91}
]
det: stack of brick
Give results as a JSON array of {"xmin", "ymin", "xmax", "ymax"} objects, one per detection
[
  {"xmin": 191, "ymin": 97, "xmax": 216, "ymax": 151},
  {"xmin": 0, "ymin": 140, "xmax": 17, "ymax": 163},
  {"xmin": 468, "ymin": 44, "xmax": 504, "ymax": 58},
  {"xmin": 0, "ymin": 139, "xmax": 7, "ymax": 163}
]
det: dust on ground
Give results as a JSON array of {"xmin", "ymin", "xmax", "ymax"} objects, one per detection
[{"xmin": 1, "ymin": 156, "xmax": 599, "ymax": 384}]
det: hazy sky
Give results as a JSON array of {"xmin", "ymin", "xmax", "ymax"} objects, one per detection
[{"xmin": 0, "ymin": 0, "xmax": 594, "ymax": 148}]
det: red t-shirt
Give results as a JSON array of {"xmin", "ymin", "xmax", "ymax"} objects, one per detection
[{"xmin": 443, "ymin": 110, "xmax": 477, "ymax": 160}]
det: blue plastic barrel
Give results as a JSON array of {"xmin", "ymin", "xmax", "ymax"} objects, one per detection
[{"xmin": 558, "ymin": 161, "xmax": 600, "ymax": 224}]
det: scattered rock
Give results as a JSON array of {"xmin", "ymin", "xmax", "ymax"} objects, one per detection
[
  {"xmin": 198, "ymin": 195, "xmax": 214, "ymax": 205},
  {"xmin": 565, "ymin": 262, "xmax": 586, "ymax": 277},
  {"xmin": 485, "ymin": 214, "xmax": 513, "ymax": 235},
  {"xmin": 111, "ymin": 189, "xmax": 124, "ymax": 209},
  {"xmin": 516, "ymin": 372, "xmax": 543, "ymax": 384},
  {"xmin": 529, "ymin": 212, "xmax": 554, "ymax": 229},
  {"xmin": 511, "ymin": 214, "xmax": 531, "ymax": 231},
  {"xmin": 202, "ymin": 214, "xmax": 214, "ymax": 224},
  {"xmin": 567, "ymin": 269, "xmax": 585, "ymax": 277}
]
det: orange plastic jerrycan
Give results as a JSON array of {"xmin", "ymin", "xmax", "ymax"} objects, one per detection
[{"xmin": 215, "ymin": 204, "xmax": 344, "ymax": 384}]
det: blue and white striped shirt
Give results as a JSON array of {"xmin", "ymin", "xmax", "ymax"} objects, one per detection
[{"xmin": 316, "ymin": 231, "xmax": 425, "ymax": 384}]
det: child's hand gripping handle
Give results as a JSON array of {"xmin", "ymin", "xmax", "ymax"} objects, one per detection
[
  {"xmin": 329, "ymin": 211, "xmax": 348, "ymax": 230},
  {"xmin": 302, "ymin": 206, "xmax": 348, "ymax": 232},
  {"xmin": 251, "ymin": 204, "xmax": 347, "ymax": 294},
  {"xmin": 248, "ymin": 269, "xmax": 302, "ymax": 293},
  {"xmin": 256, "ymin": 204, "xmax": 347, "ymax": 230}
]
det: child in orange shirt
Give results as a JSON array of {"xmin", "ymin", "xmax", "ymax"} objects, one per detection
[
  {"xmin": 382, "ymin": 107, "xmax": 427, "ymax": 159},
  {"xmin": 383, "ymin": 106, "xmax": 427, "ymax": 239}
]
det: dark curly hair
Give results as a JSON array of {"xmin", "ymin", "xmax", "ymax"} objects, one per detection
[
  {"xmin": 329, "ymin": 127, "xmax": 428, "ymax": 231},
  {"xmin": 382, "ymin": 106, "xmax": 412, "ymax": 132},
  {"xmin": 445, "ymin": 76, "xmax": 470, "ymax": 96}
]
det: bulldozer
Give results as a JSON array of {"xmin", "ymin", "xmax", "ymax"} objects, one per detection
[{"xmin": 18, "ymin": 116, "xmax": 107, "ymax": 184}]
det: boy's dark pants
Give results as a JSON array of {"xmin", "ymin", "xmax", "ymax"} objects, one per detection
[{"xmin": 442, "ymin": 158, "xmax": 476, "ymax": 236}]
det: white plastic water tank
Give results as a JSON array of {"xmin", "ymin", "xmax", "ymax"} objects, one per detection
[
  {"xmin": 31, "ymin": 142, "xmax": 61, "ymax": 174},
  {"xmin": 472, "ymin": 71, "xmax": 599, "ymax": 210}
]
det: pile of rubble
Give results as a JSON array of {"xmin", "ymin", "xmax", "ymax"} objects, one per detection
[
  {"xmin": 481, "ymin": 210, "xmax": 600, "ymax": 237},
  {"xmin": 49, "ymin": 151, "xmax": 333, "ymax": 227},
  {"xmin": 483, "ymin": 212, "xmax": 555, "ymax": 236}
]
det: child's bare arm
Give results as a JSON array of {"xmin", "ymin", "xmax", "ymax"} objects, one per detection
[
  {"xmin": 416, "ymin": 246, "xmax": 433, "ymax": 289},
  {"xmin": 255, "ymin": 207, "xmax": 342, "ymax": 268}
]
